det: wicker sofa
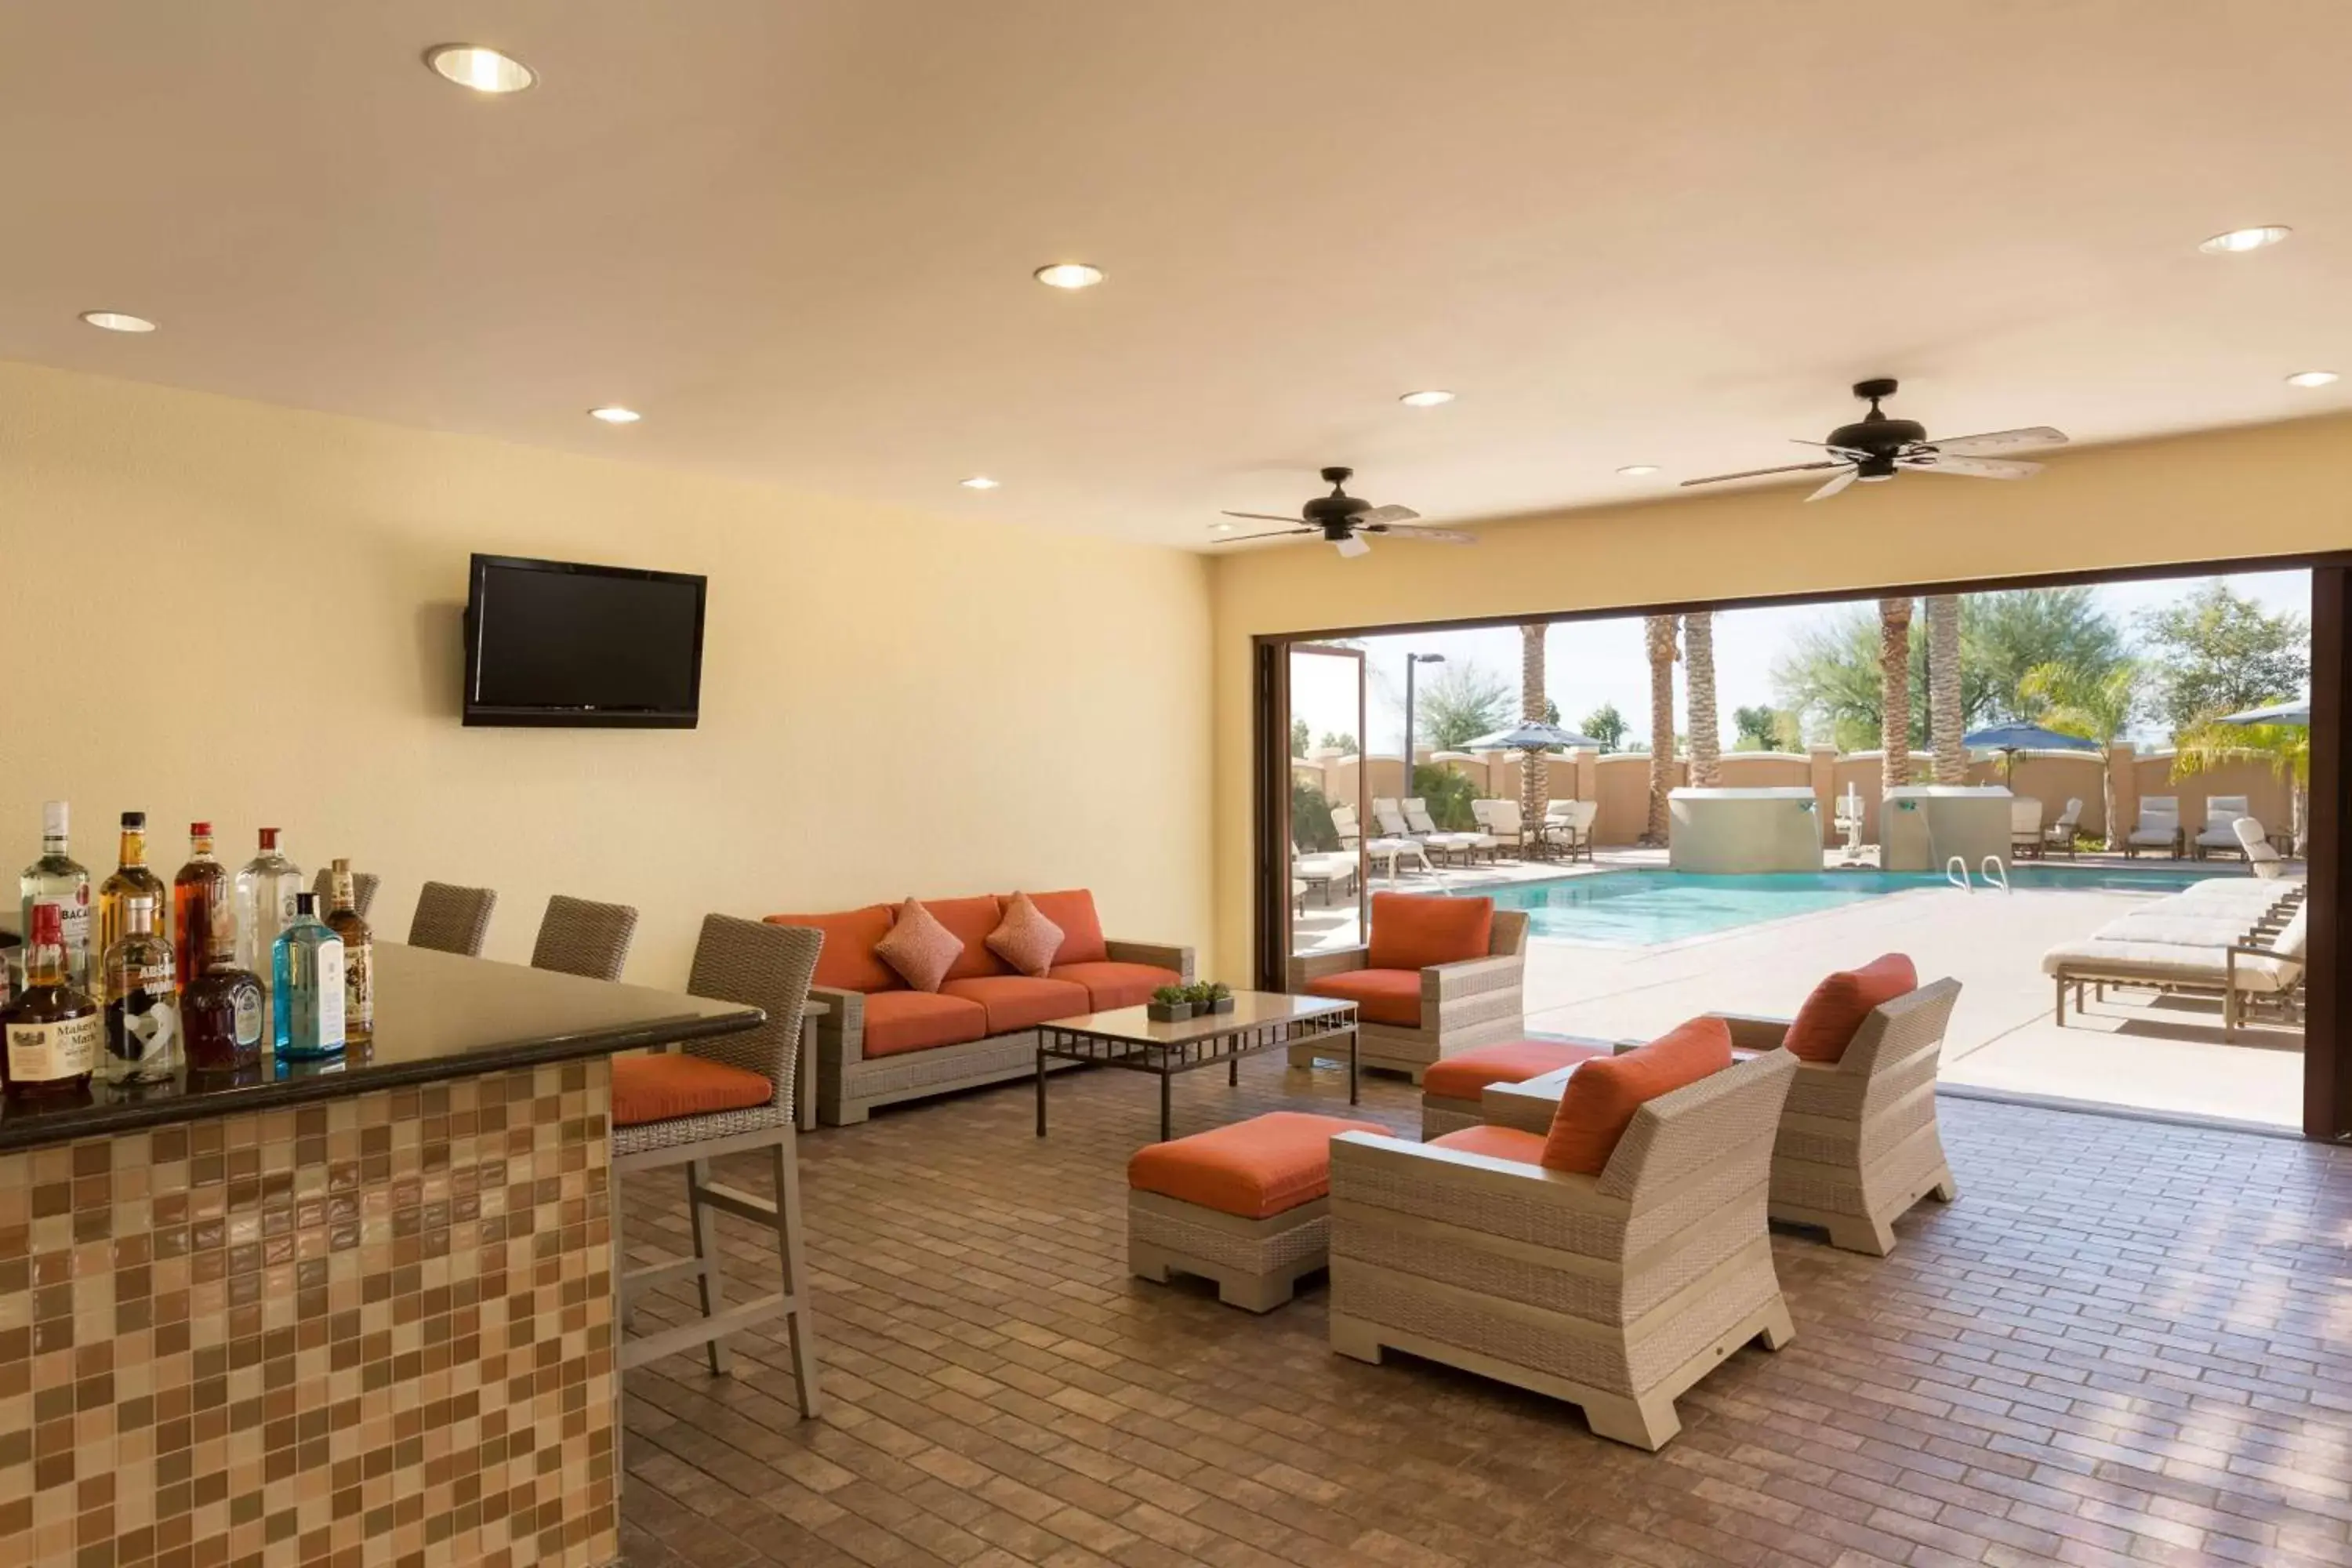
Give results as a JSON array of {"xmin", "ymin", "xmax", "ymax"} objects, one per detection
[
  {"xmin": 768, "ymin": 890, "xmax": 1192, "ymax": 1126},
  {"xmin": 1287, "ymin": 894, "xmax": 1529, "ymax": 1082}
]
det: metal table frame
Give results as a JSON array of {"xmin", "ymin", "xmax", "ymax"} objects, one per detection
[{"xmin": 1035, "ymin": 1000, "xmax": 1358, "ymax": 1140}]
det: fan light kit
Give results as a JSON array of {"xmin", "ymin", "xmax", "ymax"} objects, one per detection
[
  {"xmin": 1616, "ymin": 464, "xmax": 1661, "ymax": 477},
  {"xmin": 1398, "ymin": 390, "xmax": 1455, "ymax": 408},
  {"xmin": 2198, "ymin": 225, "xmax": 2291, "ymax": 255},
  {"xmin": 1212, "ymin": 466, "xmax": 1475, "ymax": 558},
  {"xmin": 960, "ymin": 476, "xmax": 1000, "ymax": 490},
  {"xmin": 1682, "ymin": 379, "xmax": 2069, "ymax": 503},
  {"xmin": 80, "ymin": 310, "xmax": 156, "ymax": 333},
  {"xmin": 426, "ymin": 45, "xmax": 536, "ymax": 94},
  {"xmin": 1033, "ymin": 263, "xmax": 1104, "ymax": 291},
  {"xmin": 586, "ymin": 406, "xmax": 641, "ymax": 424},
  {"xmin": 2285, "ymin": 370, "xmax": 2339, "ymax": 388}
]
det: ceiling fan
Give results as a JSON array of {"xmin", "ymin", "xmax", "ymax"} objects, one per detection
[
  {"xmin": 1682, "ymin": 379, "xmax": 2068, "ymax": 502},
  {"xmin": 1216, "ymin": 466, "xmax": 1475, "ymax": 557}
]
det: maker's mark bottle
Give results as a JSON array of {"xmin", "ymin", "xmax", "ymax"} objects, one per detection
[{"xmin": 2, "ymin": 902, "xmax": 101, "ymax": 1101}]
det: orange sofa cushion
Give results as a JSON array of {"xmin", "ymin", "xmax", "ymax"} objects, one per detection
[
  {"xmin": 874, "ymin": 897, "xmax": 962, "ymax": 992},
  {"xmin": 858, "ymin": 989, "xmax": 989, "ymax": 1057},
  {"xmin": 1422, "ymin": 1040, "xmax": 1608, "ymax": 1102},
  {"xmin": 986, "ymin": 892, "xmax": 1065, "ymax": 978},
  {"xmin": 1367, "ymin": 892, "xmax": 1494, "ymax": 974},
  {"xmin": 923, "ymin": 895, "xmax": 1009, "ymax": 982},
  {"xmin": 1541, "ymin": 1015, "xmax": 1733, "ymax": 1174},
  {"xmin": 1428, "ymin": 1124, "xmax": 1548, "ymax": 1164},
  {"xmin": 1305, "ymin": 968, "xmax": 1421, "ymax": 1028},
  {"xmin": 1020, "ymin": 889, "xmax": 1107, "ymax": 965},
  {"xmin": 612, "ymin": 1054, "xmax": 773, "ymax": 1127},
  {"xmin": 1049, "ymin": 960, "xmax": 1181, "ymax": 1011},
  {"xmin": 939, "ymin": 975, "xmax": 1091, "ymax": 1035},
  {"xmin": 1785, "ymin": 953, "xmax": 1917, "ymax": 1063},
  {"xmin": 1127, "ymin": 1111, "xmax": 1387, "ymax": 1220},
  {"xmin": 766, "ymin": 903, "xmax": 901, "ymax": 993}
]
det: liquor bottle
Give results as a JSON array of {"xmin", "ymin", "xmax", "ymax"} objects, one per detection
[
  {"xmin": 272, "ymin": 893, "xmax": 345, "ymax": 1059},
  {"xmin": 1, "ymin": 902, "xmax": 100, "ymax": 1101},
  {"xmin": 19, "ymin": 800, "xmax": 94, "ymax": 993},
  {"xmin": 96, "ymin": 812, "xmax": 171, "ymax": 997},
  {"xmin": 101, "ymin": 895, "xmax": 180, "ymax": 1086},
  {"xmin": 324, "ymin": 858, "xmax": 374, "ymax": 1045},
  {"xmin": 182, "ymin": 921, "xmax": 264, "ymax": 1075},
  {"xmin": 172, "ymin": 822, "xmax": 232, "ymax": 1000},
  {"xmin": 234, "ymin": 829, "xmax": 304, "ymax": 985}
]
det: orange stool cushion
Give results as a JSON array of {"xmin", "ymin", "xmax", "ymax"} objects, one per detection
[
  {"xmin": 1541, "ymin": 1015, "xmax": 1733, "ymax": 1174},
  {"xmin": 1428, "ymin": 1125, "xmax": 1548, "ymax": 1164},
  {"xmin": 1018, "ymin": 889, "xmax": 1108, "ymax": 966},
  {"xmin": 1367, "ymin": 892, "xmax": 1494, "ymax": 973},
  {"xmin": 612, "ymin": 1054, "xmax": 773, "ymax": 1127},
  {"xmin": 1128, "ymin": 1111, "xmax": 1387, "ymax": 1220},
  {"xmin": 1785, "ymin": 953, "xmax": 1917, "ymax": 1063},
  {"xmin": 1304, "ymin": 967, "xmax": 1421, "ymax": 1027},
  {"xmin": 860, "ymin": 989, "xmax": 989, "ymax": 1056},
  {"xmin": 1047, "ymin": 960, "xmax": 1181, "ymax": 1011},
  {"xmin": 1422, "ymin": 1040, "xmax": 1608, "ymax": 1102},
  {"xmin": 765, "ymin": 903, "xmax": 901, "ymax": 993}
]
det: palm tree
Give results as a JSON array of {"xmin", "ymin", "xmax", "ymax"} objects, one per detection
[
  {"xmin": 2017, "ymin": 660, "xmax": 2138, "ymax": 850},
  {"xmin": 1642, "ymin": 614, "xmax": 1679, "ymax": 844},
  {"xmin": 1926, "ymin": 594, "xmax": 1965, "ymax": 783},
  {"xmin": 1878, "ymin": 597, "xmax": 1914, "ymax": 793},
  {"xmin": 1685, "ymin": 610, "xmax": 1720, "ymax": 786},
  {"xmin": 1519, "ymin": 622, "xmax": 1549, "ymax": 833},
  {"xmin": 2173, "ymin": 714, "xmax": 2309, "ymax": 853}
]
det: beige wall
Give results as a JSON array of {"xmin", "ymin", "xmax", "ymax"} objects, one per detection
[
  {"xmin": 1214, "ymin": 412, "xmax": 2352, "ymax": 976},
  {"xmin": 0, "ymin": 361, "xmax": 1214, "ymax": 985}
]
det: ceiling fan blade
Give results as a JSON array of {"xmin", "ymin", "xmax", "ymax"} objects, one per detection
[
  {"xmin": 1356, "ymin": 504, "xmax": 1421, "ymax": 525},
  {"xmin": 1790, "ymin": 440, "xmax": 1875, "ymax": 460},
  {"xmin": 1333, "ymin": 534, "xmax": 1372, "ymax": 559},
  {"xmin": 1220, "ymin": 510, "xmax": 1305, "ymax": 524},
  {"xmin": 1214, "ymin": 528, "xmax": 1317, "ymax": 544},
  {"xmin": 1903, "ymin": 455, "xmax": 2043, "ymax": 480},
  {"xmin": 1805, "ymin": 468, "xmax": 1860, "ymax": 503},
  {"xmin": 1366, "ymin": 524, "xmax": 1475, "ymax": 544},
  {"xmin": 1919, "ymin": 426, "xmax": 2068, "ymax": 456},
  {"xmin": 1680, "ymin": 461, "xmax": 1846, "ymax": 487}
]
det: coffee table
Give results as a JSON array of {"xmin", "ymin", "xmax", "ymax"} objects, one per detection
[{"xmin": 1035, "ymin": 993, "xmax": 1358, "ymax": 1140}]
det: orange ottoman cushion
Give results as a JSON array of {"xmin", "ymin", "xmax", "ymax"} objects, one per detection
[
  {"xmin": 612, "ymin": 1054, "xmax": 773, "ymax": 1127},
  {"xmin": 1428, "ymin": 1124, "xmax": 1548, "ymax": 1163},
  {"xmin": 1128, "ymin": 1111, "xmax": 1388, "ymax": 1220},
  {"xmin": 1422, "ymin": 1040, "xmax": 1608, "ymax": 1102},
  {"xmin": 1541, "ymin": 1015, "xmax": 1733, "ymax": 1174},
  {"xmin": 1366, "ymin": 892, "xmax": 1494, "ymax": 972},
  {"xmin": 765, "ymin": 903, "xmax": 900, "ymax": 993},
  {"xmin": 1305, "ymin": 967, "xmax": 1421, "ymax": 1027},
  {"xmin": 1785, "ymin": 953, "xmax": 1917, "ymax": 1062}
]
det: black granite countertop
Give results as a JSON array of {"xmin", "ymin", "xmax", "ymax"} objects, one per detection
[{"xmin": 0, "ymin": 942, "xmax": 761, "ymax": 1150}]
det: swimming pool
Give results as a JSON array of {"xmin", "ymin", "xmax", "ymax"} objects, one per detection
[{"xmin": 1476, "ymin": 866, "xmax": 2228, "ymax": 946}]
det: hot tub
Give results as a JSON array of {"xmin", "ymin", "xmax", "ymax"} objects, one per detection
[
  {"xmin": 1668, "ymin": 786, "xmax": 1822, "ymax": 873},
  {"xmin": 1880, "ymin": 785, "xmax": 2013, "ymax": 872}
]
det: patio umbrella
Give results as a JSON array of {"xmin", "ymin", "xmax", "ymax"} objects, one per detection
[
  {"xmin": 1463, "ymin": 721, "xmax": 1603, "ymax": 752},
  {"xmin": 1962, "ymin": 720, "xmax": 2099, "ymax": 784},
  {"xmin": 2216, "ymin": 699, "xmax": 2309, "ymax": 726}
]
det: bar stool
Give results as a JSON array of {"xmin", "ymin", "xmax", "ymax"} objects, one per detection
[
  {"xmin": 311, "ymin": 867, "xmax": 380, "ymax": 918},
  {"xmin": 613, "ymin": 916, "xmax": 823, "ymax": 1415},
  {"xmin": 408, "ymin": 880, "xmax": 497, "ymax": 956},
  {"xmin": 530, "ymin": 895, "xmax": 639, "ymax": 982}
]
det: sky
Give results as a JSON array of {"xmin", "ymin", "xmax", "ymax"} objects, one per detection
[{"xmin": 1290, "ymin": 568, "xmax": 2311, "ymax": 757}]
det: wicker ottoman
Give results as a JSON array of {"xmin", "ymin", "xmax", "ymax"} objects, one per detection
[
  {"xmin": 1418, "ymin": 1038, "xmax": 1610, "ymax": 1138},
  {"xmin": 1127, "ymin": 1111, "xmax": 1386, "ymax": 1312}
]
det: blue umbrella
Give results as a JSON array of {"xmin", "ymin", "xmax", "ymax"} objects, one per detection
[
  {"xmin": 1963, "ymin": 721, "xmax": 2099, "ymax": 783},
  {"xmin": 1464, "ymin": 721, "xmax": 1603, "ymax": 751}
]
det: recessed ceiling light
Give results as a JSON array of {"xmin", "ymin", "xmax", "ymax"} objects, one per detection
[
  {"xmin": 425, "ymin": 44, "xmax": 535, "ymax": 95},
  {"xmin": 586, "ymin": 406, "xmax": 641, "ymax": 424},
  {"xmin": 1033, "ymin": 263, "xmax": 1104, "ymax": 291},
  {"xmin": 1616, "ymin": 463, "xmax": 1661, "ymax": 477},
  {"xmin": 1398, "ymin": 390, "xmax": 1455, "ymax": 408},
  {"xmin": 79, "ymin": 310, "xmax": 156, "ymax": 333},
  {"xmin": 1210, "ymin": 522, "xmax": 1236, "ymax": 532},
  {"xmin": 960, "ymin": 476, "xmax": 1000, "ymax": 490},
  {"xmin": 2285, "ymin": 369, "xmax": 2339, "ymax": 388},
  {"xmin": 2198, "ymin": 225, "xmax": 2291, "ymax": 255}
]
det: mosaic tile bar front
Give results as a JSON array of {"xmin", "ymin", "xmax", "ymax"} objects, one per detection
[{"xmin": 0, "ymin": 1058, "xmax": 617, "ymax": 1568}]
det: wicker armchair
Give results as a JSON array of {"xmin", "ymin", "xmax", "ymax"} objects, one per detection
[
  {"xmin": 1287, "ymin": 909, "xmax": 1528, "ymax": 1082},
  {"xmin": 310, "ymin": 867, "xmax": 380, "ymax": 920},
  {"xmin": 1328, "ymin": 1049, "xmax": 1798, "ymax": 1450},
  {"xmin": 530, "ymin": 894, "xmax": 641, "ymax": 982},
  {"xmin": 408, "ymin": 880, "xmax": 498, "ymax": 956}
]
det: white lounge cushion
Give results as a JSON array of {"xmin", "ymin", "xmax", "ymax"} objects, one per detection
[
  {"xmin": 2041, "ymin": 939, "xmax": 2301, "ymax": 993},
  {"xmin": 2171, "ymin": 879, "xmax": 2297, "ymax": 904},
  {"xmin": 2097, "ymin": 914, "xmax": 2262, "ymax": 946}
]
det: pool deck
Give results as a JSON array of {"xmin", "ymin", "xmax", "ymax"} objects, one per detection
[{"xmin": 1292, "ymin": 845, "xmax": 2306, "ymax": 1131}]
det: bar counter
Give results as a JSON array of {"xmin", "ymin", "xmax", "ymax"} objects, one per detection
[{"xmin": 0, "ymin": 943, "xmax": 762, "ymax": 1568}]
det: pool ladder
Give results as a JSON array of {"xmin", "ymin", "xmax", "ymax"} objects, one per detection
[{"xmin": 1944, "ymin": 855, "xmax": 2013, "ymax": 894}]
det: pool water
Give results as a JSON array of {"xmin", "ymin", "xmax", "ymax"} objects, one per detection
[{"xmin": 1478, "ymin": 866, "xmax": 2227, "ymax": 946}]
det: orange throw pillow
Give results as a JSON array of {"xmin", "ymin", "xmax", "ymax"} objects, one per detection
[
  {"xmin": 1784, "ymin": 953, "xmax": 1917, "ymax": 1063},
  {"xmin": 874, "ymin": 897, "xmax": 962, "ymax": 992},
  {"xmin": 1365, "ymin": 893, "xmax": 1494, "ymax": 972},
  {"xmin": 1540, "ymin": 1015, "xmax": 1733, "ymax": 1175},
  {"xmin": 986, "ymin": 892, "xmax": 1065, "ymax": 978}
]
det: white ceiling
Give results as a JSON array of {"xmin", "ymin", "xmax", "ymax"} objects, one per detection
[{"xmin": 3, "ymin": 2, "xmax": 2347, "ymax": 547}]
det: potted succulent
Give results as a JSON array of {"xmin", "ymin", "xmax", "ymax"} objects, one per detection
[
  {"xmin": 1189, "ymin": 980, "xmax": 1236, "ymax": 1015},
  {"xmin": 1148, "ymin": 985, "xmax": 1194, "ymax": 1023}
]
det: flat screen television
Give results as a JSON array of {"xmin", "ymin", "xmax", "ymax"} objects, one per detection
[{"xmin": 463, "ymin": 554, "xmax": 706, "ymax": 728}]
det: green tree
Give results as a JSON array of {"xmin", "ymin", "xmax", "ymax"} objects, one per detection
[
  {"xmin": 2172, "ymin": 717, "xmax": 2309, "ymax": 851},
  {"xmin": 2138, "ymin": 581, "xmax": 2309, "ymax": 735},
  {"xmin": 1317, "ymin": 730, "xmax": 1358, "ymax": 754},
  {"xmin": 2017, "ymin": 660, "xmax": 2139, "ymax": 850},
  {"xmin": 1967, "ymin": 588, "xmax": 2129, "ymax": 724},
  {"xmin": 1410, "ymin": 764, "xmax": 1481, "ymax": 831},
  {"xmin": 1731, "ymin": 706, "xmax": 1778, "ymax": 750},
  {"xmin": 1416, "ymin": 660, "xmax": 1515, "ymax": 751},
  {"xmin": 1580, "ymin": 702, "xmax": 1628, "ymax": 753},
  {"xmin": 1290, "ymin": 716, "xmax": 1311, "ymax": 759},
  {"xmin": 1542, "ymin": 697, "xmax": 1560, "ymax": 727},
  {"xmin": 1290, "ymin": 778, "xmax": 1339, "ymax": 851}
]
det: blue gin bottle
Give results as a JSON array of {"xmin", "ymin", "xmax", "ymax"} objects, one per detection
[{"xmin": 271, "ymin": 892, "xmax": 347, "ymax": 1058}]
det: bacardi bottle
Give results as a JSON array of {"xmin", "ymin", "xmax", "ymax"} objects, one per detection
[
  {"xmin": 324, "ymin": 859, "xmax": 373, "ymax": 1044},
  {"xmin": 272, "ymin": 893, "xmax": 345, "ymax": 1059},
  {"xmin": 1, "ymin": 902, "xmax": 100, "ymax": 1101},
  {"xmin": 235, "ymin": 829, "xmax": 304, "ymax": 985},
  {"xmin": 172, "ymin": 822, "xmax": 231, "ymax": 1000},
  {"xmin": 101, "ymin": 894, "xmax": 180, "ymax": 1086},
  {"xmin": 96, "ymin": 812, "xmax": 170, "ymax": 996},
  {"xmin": 19, "ymin": 800, "xmax": 93, "ymax": 993}
]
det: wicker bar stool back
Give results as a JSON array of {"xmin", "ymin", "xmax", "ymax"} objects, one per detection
[
  {"xmin": 310, "ymin": 868, "xmax": 381, "ymax": 919},
  {"xmin": 530, "ymin": 895, "xmax": 640, "ymax": 982},
  {"xmin": 408, "ymin": 881, "xmax": 498, "ymax": 956}
]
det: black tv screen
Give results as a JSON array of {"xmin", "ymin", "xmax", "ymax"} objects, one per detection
[{"xmin": 463, "ymin": 555, "xmax": 706, "ymax": 728}]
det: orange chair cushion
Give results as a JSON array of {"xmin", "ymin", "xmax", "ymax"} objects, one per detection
[
  {"xmin": 1049, "ymin": 960, "xmax": 1181, "ymax": 1011},
  {"xmin": 1428, "ymin": 1125, "xmax": 1548, "ymax": 1164},
  {"xmin": 858, "ymin": 989, "xmax": 989, "ymax": 1057},
  {"xmin": 611, "ymin": 1054, "xmax": 773, "ymax": 1127},
  {"xmin": 938, "ymin": 975, "xmax": 1091, "ymax": 1035},
  {"xmin": 1304, "ymin": 968, "xmax": 1421, "ymax": 1028},
  {"xmin": 873, "ymin": 897, "xmax": 962, "ymax": 992},
  {"xmin": 1127, "ymin": 1111, "xmax": 1388, "ymax": 1220},
  {"xmin": 1785, "ymin": 953, "xmax": 1918, "ymax": 1064},
  {"xmin": 1366, "ymin": 892, "xmax": 1494, "ymax": 973},
  {"xmin": 1540, "ymin": 1015, "xmax": 1733, "ymax": 1174},
  {"xmin": 1421, "ymin": 1040, "xmax": 1609, "ymax": 1102},
  {"xmin": 923, "ymin": 895, "xmax": 1010, "ymax": 982},
  {"xmin": 985, "ymin": 891, "xmax": 1065, "ymax": 978},
  {"xmin": 1020, "ymin": 889, "xmax": 1107, "ymax": 965},
  {"xmin": 765, "ymin": 903, "xmax": 900, "ymax": 993}
]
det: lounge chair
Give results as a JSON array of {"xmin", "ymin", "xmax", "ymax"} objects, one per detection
[
  {"xmin": 1385, "ymin": 797, "xmax": 1492, "ymax": 866},
  {"xmin": 2236, "ymin": 815, "xmax": 2291, "ymax": 879},
  {"xmin": 1332, "ymin": 804, "xmax": 1432, "ymax": 883},
  {"xmin": 1287, "ymin": 891, "xmax": 1527, "ymax": 1081},
  {"xmin": 2009, "ymin": 797, "xmax": 2044, "ymax": 859},
  {"xmin": 2042, "ymin": 798, "xmax": 2083, "ymax": 858},
  {"xmin": 1291, "ymin": 842, "xmax": 1360, "ymax": 906},
  {"xmin": 2043, "ymin": 906, "xmax": 2307, "ymax": 1036},
  {"xmin": 2195, "ymin": 796, "xmax": 2252, "ymax": 860},
  {"xmin": 1470, "ymin": 798, "xmax": 1532, "ymax": 858},
  {"xmin": 2124, "ymin": 796, "xmax": 2182, "ymax": 858},
  {"xmin": 1543, "ymin": 799, "xmax": 1598, "ymax": 862}
]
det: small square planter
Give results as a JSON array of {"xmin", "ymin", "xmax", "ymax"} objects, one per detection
[
  {"xmin": 1147, "ymin": 1001, "xmax": 1194, "ymax": 1023},
  {"xmin": 1201, "ymin": 996, "xmax": 1236, "ymax": 1015}
]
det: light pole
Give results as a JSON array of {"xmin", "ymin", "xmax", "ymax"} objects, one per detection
[{"xmin": 1402, "ymin": 652, "xmax": 1446, "ymax": 800}]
